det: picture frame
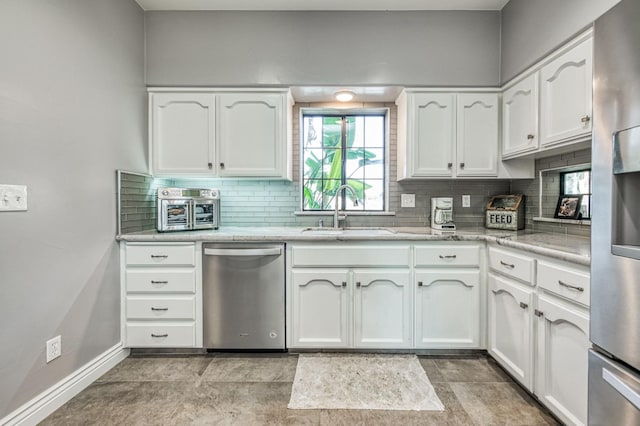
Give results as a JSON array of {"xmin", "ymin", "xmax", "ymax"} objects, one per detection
[{"xmin": 554, "ymin": 195, "xmax": 583, "ymax": 219}]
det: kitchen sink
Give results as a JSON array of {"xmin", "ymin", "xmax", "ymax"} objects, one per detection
[{"xmin": 301, "ymin": 227, "xmax": 396, "ymax": 236}]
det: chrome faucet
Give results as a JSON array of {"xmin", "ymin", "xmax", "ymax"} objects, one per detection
[{"xmin": 334, "ymin": 184, "xmax": 359, "ymax": 229}]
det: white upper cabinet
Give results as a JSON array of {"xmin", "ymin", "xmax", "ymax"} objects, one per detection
[
  {"xmin": 457, "ymin": 93, "xmax": 499, "ymax": 177},
  {"xmin": 397, "ymin": 91, "xmax": 503, "ymax": 179},
  {"xmin": 151, "ymin": 92, "xmax": 216, "ymax": 176},
  {"xmin": 218, "ymin": 93, "xmax": 287, "ymax": 177},
  {"xmin": 149, "ymin": 89, "xmax": 292, "ymax": 179},
  {"xmin": 410, "ymin": 93, "xmax": 456, "ymax": 177},
  {"xmin": 502, "ymin": 74, "xmax": 539, "ymax": 159},
  {"xmin": 540, "ymin": 36, "xmax": 593, "ymax": 148}
]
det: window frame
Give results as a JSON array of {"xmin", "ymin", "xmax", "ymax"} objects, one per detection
[
  {"xmin": 559, "ymin": 168, "xmax": 592, "ymax": 220},
  {"xmin": 299, "ymin": 107, "xmax": 390, "ymax": 213}
]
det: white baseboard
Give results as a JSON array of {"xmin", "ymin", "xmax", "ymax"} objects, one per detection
[{"xmin": 1, "ymin": 343, "xmax": 130, "ymax": 426}]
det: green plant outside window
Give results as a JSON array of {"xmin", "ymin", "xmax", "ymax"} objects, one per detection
[{"xmin": 302, "ymin": 114, "xmax": 385, "ymax": 211}]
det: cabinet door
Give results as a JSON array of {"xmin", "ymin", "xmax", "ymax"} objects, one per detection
[
  {"xmin": 218, "ymin": 93, "xmax": 285, "ymax": 177},
  {"xmin": 540, "ymin": 37, "xmax": 593, "ymax": 147},
  {"xmin": 410, "ymin": 93, "xmax": 455, "ymax": 177},
  {"xmin": 488, "ymin": 273, "xmax": 535, "ymax": 391},
  {"xmin": 502, "ymin": 74, "xmax": 539, "ymax": 158},
  {"xmin": 151, "ymin": 92, "xmax": 215, "ymax": 175},
  {"xmin": 290, "ymin": 269, "xmax": 350, "ymax": 348},
  {"xmin": 415, "ymin": 270, "xmax": 480, "ymax": 349},
  {"xmin": 353, "ymin": 270, "xmax": 412, "ymax": 348},
  {"xmin": 536, "ymin": 295, "xmax": 590, "ymax": 426},
  {"xmin": 456, "ymin": 93, "xmax": 499, "ymax": 177}
]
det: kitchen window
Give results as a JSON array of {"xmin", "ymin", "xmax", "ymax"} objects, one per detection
[
  {"xmin": 560, "ymin": 169, "xmax": 591, "ymax": 219},
  {"xmin": 301, "ymin": 113, "xmax": 386, "ymax": 211}
]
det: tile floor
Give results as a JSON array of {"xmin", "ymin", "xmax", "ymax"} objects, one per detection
[{"xmin": 42, "ymin": 354, "xmax": 559, "ymax": 425}]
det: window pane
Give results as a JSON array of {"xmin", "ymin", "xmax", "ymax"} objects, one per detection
[
  {"xmin": 363, "ymin": 179, "xmax": 385, "ymax": 211},
  {"xmin": 322, "ymin": 117, "xmax": 342, "ymax": 148},
  {"xmin": 323, "ymin": 180, "xmax": 342, "ymax": 209},
  {"xmin": 303, "ymin": 179, "xmax": 323, "ymax": 210},
  {"xmin": 581, "ymin": 195, "xmax": 591, "ymax": 219},
  {"xmin": 322, "ymin": 149, "xmax": 342, "ymax": 179},
  {"xmin": 363, "ymin": 148, "xmax": 384, "ymax": 179},
  {"xmin": 303, "ymin": 149, "xmax": 323, "ymax": 179},
  {"xmin": 563, "ymin": 171, "xmax": 590, "ymax": 194},
  {"xmin": 345, "ymin": 148, "xmax": 365, "ymax": 179},
  {"xmin": 347, "ymin": 116, "xmax": 364, "ymax": 148},
  {"xmin": 365, "ymin": 116, "xmax": 384, "ymax": 147},
  {"xmin": 303, "ymin": 116, "xmax": 322, "ymax": 148}
]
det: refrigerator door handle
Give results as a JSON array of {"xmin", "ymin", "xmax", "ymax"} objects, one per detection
[{"xmin": 603, "ymin": 368, "xmax": 640, "ymax": 410}]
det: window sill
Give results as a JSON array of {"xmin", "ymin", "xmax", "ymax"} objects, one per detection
[
  {"xmin": 294, "ymin": 211, "xmax": 396, "ymax": 216},
  {"xmin": 533, "ymin": 217, "xmax": 591, "ymax": 226}
]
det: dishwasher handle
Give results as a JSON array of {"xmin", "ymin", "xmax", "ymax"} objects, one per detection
[{"xmin": 204, "ymin": 247, "xmax": 282, "ymax": 257}]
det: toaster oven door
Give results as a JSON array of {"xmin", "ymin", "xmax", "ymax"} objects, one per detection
[
  {"xmin": 193, "ymin": 199, "xmax": 218, "ymax": 230},
  {"xmin": 158, "ymin": 199, "xmax": 191, "ymax": 231}
]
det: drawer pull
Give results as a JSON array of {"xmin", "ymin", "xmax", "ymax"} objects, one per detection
[
  {"xmin": 534, "ymin": 309, "xmax": 544, "ymax": 317},
  {"xmin": 527, "ymin": 134, "xmax": 535, "ymax": 140},
  {"xmin": 342, "ymin": 281, "xmax": 347, "ymax": 287},
  {"xmin": 418, "ymin": 281, "xmax": 423, "ymax": 287},
  {"xmin": 581, "ymin": 115, "xmax": 591, "ymax": 123},
  {"xmin": 150, "ymin": 255, "xmax": 168, "ymax": 259},
  {"xmin": 558, "ymin": 280, "xmax": 584, "ymax": 292},
  {"xmin": 519, "ymin": 302, "xmax": 528, "ymax": 309},
  {"xmin": 150, "ymin": 280, "xmax": 168, "ymax": 284},
  {"xmin": 356, "ymin": 281, "xmax": 361, "ymax": 288},
  {"xmin": 439, "ymin": 255, "xmax": 457, "ymax": 259},
  {"xmin": 500, "ymin": 260, "xmax": 515, "ymax": 268},
  {"xmin": 151, "ymin": 307, "xmax": 169, "ymax": 312},
  {"xmin": 151, "ymin": 333, "xmax": 168, "ymax": 338}
]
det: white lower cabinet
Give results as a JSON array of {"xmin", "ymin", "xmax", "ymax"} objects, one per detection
[
  {"xmin": 290, "ymin": 269, "xmax": 350, "ymax": 348},
  {"xmin": 488, "ymin": 272, "xmax": 535, "ymax": 391},
  {"xmin": 353, "ymin": 270, "xmax": 412, "ymax": 348},
  {"xmin": 415, "ymin": 270, "xmax": 481, "ymax": 348},
  {"xmin": 122, "ymin": 242, "xmax": 202, "ymax": 348},
  {"xmin": 535, "ymin": 294, "xmax": 590, "ymax": 426}
]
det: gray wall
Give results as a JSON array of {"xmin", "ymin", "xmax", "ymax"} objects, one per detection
[
  {"xmin": 0, "ymin": 0, "xmax": 146, "ymax": 418},
  {"xmin": 501, "ymin": 0, "xmax": 621, "ymax": 83},
  {"xmin": 145, "ymin": 11, "xmax": 501, "ymax": 86}
]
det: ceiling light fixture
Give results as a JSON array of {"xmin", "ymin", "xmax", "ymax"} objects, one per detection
[{"xmin": 335, "ymin": 90, "xmax": 355, "ymax": 102}]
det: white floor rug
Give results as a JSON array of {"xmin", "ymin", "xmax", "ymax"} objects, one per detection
[{"xmin": 287, "ymin": 354, "xmax": 445, "ymax": 411}]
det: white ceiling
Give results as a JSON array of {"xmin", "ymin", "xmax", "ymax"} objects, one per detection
[{"xmin": 135, "ymin": 0, "xmax": 510, "ymax": 11}]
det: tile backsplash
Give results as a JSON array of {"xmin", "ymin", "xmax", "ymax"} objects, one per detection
[{"xmin": 118, "ymin": 171, "xmax": 173, "ymax": 234}]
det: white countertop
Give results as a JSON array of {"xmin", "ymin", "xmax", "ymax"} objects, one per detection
[{"xmin": 118, "ymin": 226, "xmax": 591, "ymax": 266}]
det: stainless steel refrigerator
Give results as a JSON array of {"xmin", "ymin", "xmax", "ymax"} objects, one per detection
[{"xmin": 590, "ymin": 0, "xmax": 640, "ymax": 423}]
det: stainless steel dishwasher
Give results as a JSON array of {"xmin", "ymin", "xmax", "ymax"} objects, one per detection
[{"xmin": 203, "ymin": 243, "xmax": 285, "ymax": 350}]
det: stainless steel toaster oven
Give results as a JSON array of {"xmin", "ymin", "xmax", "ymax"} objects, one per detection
[{"xmin": 157, "ymin": 187, "xmax": 220, "ymax": 232}]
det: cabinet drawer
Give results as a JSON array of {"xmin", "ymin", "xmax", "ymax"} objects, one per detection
[
  {"xmin": 126, "ymin": 269, "xmax": 196, "ymax": 293},
  {"xmin": 126, "ymin": 296, "xmax": 196, "ymax": 320},
  {"xmin": 126, "ymin": 244, "xmax": 195, "ymax": 266},
  {"xmin": 488, "ymin": 247, "xmax": 535, "ymax": 285},
  {"xmin": 415, "ymin": 245, "xmax": 480, "ymax": 267},
  {"xmin": 126, "ymin": 323, "xmax": 196, "ymax": 347},
  {"xmin": 291, "ymin": 245, "xmax": 410, "ymax": 267},
  {"xmin": 538, "ymin": 261, "xmax": 590, "ymax": 307}
]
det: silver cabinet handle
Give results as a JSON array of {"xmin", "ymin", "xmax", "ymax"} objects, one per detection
[
  {"xmin": 500, "ymin": 260, "xmax": 515, "ymax": 268},
  {"xmin": 459, "ymin": 162, "xmax": 465, "ymax": 169},
  {"xmin": 534, "ymin": 309, "xmax": 544, "ymax": 317},
  {"xmin": 447, "ymin": 162, "xmax": 453, "ymax": 169},
  {"xmin": 418, "ymin": 281, "xmax": 423, "ymax": 287},
  {"xmin": 527, "ymin": 134, "xmax": 535, "ymax": 140},
  {"xmin": 150, "ymin": 280, "xmax": 168, "ymax": 284},
  {"xmin": 558, "ymin": 280, "xmax": 584, "ymax": 292},
  {"xmin": 220, "ymin": 162, "xmax": 225, "ymax": 168},
  {"xmin": 342, "ymin": 281, "xmax": 347, "ymax": 287},
  {"xmin": 151, "ymin": 333, "xmax": 168, "ymax": 338},
  {"xmin": 208, "ymin": 162, "xmax": 213, "ymax": 169},
  {"xmin": 603, "ymin": 368, "xmax": 640, "ymax": 410},
  {"xmin": 150, "ymin": 254, "xmax": 168, "ymax": 259},
  {"xmin": 356, "ymin": 281, "xmax": 361, "ymax": 288},
  {"xmin": 204, "ymin": 248, "xmax": 281, "ymax": 257},
  {"xmin": 519, "ymin": 302, "xmax": 528, "ymax": 309},
  {"xmin": 151, "ymin": 307, "xmax": 168, "ymax": 311},
  {"xmin": 581, "ymin": 115, "xmax": 591, "ymax": 123},
  {"xmin": 439, "ymin": 255, "xmax": 457, "ymax": 259}
]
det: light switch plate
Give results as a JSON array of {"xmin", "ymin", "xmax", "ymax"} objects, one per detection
[
  {"xmin": 401, "ymin": 194, "xmax": 416, "ymax": 208},
  {"xmin": 462, "ymin": 195, "xmax": 471, "ymax": 208},
  {"xmin": 0, "ymin": 184, "xmax": 28, "ymax": 211}
]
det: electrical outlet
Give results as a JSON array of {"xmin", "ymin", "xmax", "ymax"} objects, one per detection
[
  {"xmin": 401, "ymin": 194, "xmax": 416, "ymax": 208},
  {"xmin": 0, "ymin": 184, "xmax": 28, "ymax": 211},
  {"xmin": 462, "ymin": 195, "xmax": 471, "ymax": 208},
  {"xmin": 46, "ymin": 335, "xmax": 61, "ymax": 363}
]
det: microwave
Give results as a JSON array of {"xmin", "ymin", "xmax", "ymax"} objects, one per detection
[{"xmin": 157, "ymin": 187, "xmax": 220, "ymax": 232}]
